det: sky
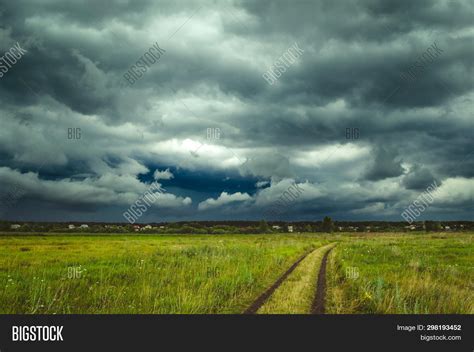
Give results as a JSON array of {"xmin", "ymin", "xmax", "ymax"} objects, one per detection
[{"xmin": 0, "ymin": 0, "xmax": 473, "ymax": 223}]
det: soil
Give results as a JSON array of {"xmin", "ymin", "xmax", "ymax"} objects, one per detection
[{"xmin": 311, "ymin": 247, "xmax": 334, "ymax": 314}]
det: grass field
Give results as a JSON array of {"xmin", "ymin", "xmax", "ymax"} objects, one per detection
[
  {"xmin": 327, "ymin": 233, "xmax": 474, "ymax": 314},
  {"xmin": 0, "ymin": 232, "xmax": 472, "ymax": 314},
  {"xmin": 0, "ymin": 233, "xmax": 328, "ymax": 314}
]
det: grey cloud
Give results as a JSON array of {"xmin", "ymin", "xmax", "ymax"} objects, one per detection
[
  {"xmin": 402, "ymin": 164, "xmax": 440, "ymax": 191},
  {"xmin": 364, "ymin": 147, "xmax": 404, "ymax": 181},
  {"xmin": 0, "ymin": 0, "xmax": 472, "ymax": 221}
]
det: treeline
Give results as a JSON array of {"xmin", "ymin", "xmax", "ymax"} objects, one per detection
[{"xmin": 0, "ymin": 219, "xmax": 473, "ymax": 234}]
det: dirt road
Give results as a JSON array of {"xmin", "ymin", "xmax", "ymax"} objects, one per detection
[
  {"xmin": 311, "ymin": 247, "xmax": 334, "ymax": 314},
  {"xmin": 244, "ymin": 250, "xmax": 313, "ymax": 314}
]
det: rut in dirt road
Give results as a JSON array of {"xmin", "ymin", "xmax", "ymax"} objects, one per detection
[
  {"xmin": 244, "ymin": 250, "xmax": 312, "ymax": 314},
  {"xmin": 311, "ymin": 247, "xmax": 334, "ymax": 314}
]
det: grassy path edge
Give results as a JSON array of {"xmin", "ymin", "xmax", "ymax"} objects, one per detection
[
  {"xmin": 243, "ymin": 249, "xmax": 314, "ymax": 314},
  {"xmin": 252, "ymin": 243, "xmax": 336, "ymax": 314},
  {"xmin": 311, "ymin": 246, "xmax": 335, "ymax": 314}
]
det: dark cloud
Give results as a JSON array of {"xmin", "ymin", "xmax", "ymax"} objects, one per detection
[
  {"xmin": 402, "ymin": 164, "xmax": 440, "ymax": 190},
  {"xmin": 364, "ymin": 147, "xmax": 404, "ymax": 181},
  {"xmin": 0, "ymin": 0, "xmax": 472, "ymax": 222}
]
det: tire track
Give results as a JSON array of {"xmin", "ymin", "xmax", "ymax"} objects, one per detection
[
  {"xmin": 244, "ymin": 249, "xmax": 313, "ymax": 314},
  {"xmin": 311, "ymin": 247, "xmax": 334, "ymax": 314}
]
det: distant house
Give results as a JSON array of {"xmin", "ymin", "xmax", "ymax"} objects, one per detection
[
  {"xmin": 444, "ymin": 226, "xmax": 451, "ymax": 231},
  {"xmin": 272, "ymin": 225, "xmax": 281, "ymax": 230},
  {"xmin": 159, "ymin": 226, "xmax": 165, "ymax": 229},
  {"xmin": 288, "ymin": 225, "xmax": 294, "ymax": 233},
  {"xmin": 68, "ymin": 224, "xmax": 75, "ymax": 229},
  {"xmin": 10, "ymin": 224, "xmax": 21, "ymax": 229},
  {"xmin": 133, "ymin": 225, "xmax": 141, "ymax": 232},
  {"xmin": 142, "ymin": 225, "xmax": 152, "ymax": 230},
  {"xmin": 338, "ymin": 226, "xmax": 343, "ymax": 231},
  {"xmin": 79, "ymin": 224, "xmax": 89, "ymax": 229}
]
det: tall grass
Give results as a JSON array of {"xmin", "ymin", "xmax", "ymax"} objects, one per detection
[
  {"xmin": 2, "ymin": 232, "xmax": 471, "ymax": 314},
  {"xmin": 0, "ymin": 234, "xmax": 327, "ymax": 314},
  {"xmin": 326, "ymin": 233, "xmax": 473, "ymax": 314}
]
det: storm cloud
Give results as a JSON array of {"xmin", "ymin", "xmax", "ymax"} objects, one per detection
[{"xmin": 0, "ymin": 0, "xmax": 472, "ymax": 222}]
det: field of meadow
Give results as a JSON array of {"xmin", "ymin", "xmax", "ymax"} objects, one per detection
[
  {"xmin": 0, "ymin": 233, "xmax": 327, "ymax": 314},
  {"xmin": 326, "ymin": 233, "xmax": 473, "ymax": 314},
  {"xmin": 0, "ymin": 232, "xmax": 471, "ymax": 314}
]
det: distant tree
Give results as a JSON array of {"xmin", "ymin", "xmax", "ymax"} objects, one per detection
[
  {"xmin": 0, "ymin": 221, "xmax": 8, "ymax": 231},
  {"xmin": 242, "ymin": 226, "xmax": 259, "ymax": 234},
  {"xmin": 322, "ymin": 216, "xmax": 334, "ymax": 233},
  {"xmin": 211, "ymin": 228, "xmax": 227, "ymax": 235},
  {"xmin": 425, "ymin": 221, "xmax": 441, "ymax": 232},
  {"xmin": 180, "ymin": 225, "xmax": 195, "ymax": 233},
  {"xmin": 259, "ymin": 220, "xmax": 269, "ymax": 233}
]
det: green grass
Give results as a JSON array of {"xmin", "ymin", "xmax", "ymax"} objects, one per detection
[
  {"xmin": 326, "ymin": 233, "xmax": 474, "ymax": 314},
  {"xmin": 0, "ymin": 232, "xmax": 472, "ymax": 314},
  {"xmin": 0, "ymin": 233, "xmax": 328, "ymax": 314},
  {"xmin": 258, "ymin": 243, "xmax": 335, "ymax": 314}
]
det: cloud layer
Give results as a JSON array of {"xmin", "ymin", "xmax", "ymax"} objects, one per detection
[{"xmin": 0, "ymin": 0, "xmax": 472, "ymax": 222}]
